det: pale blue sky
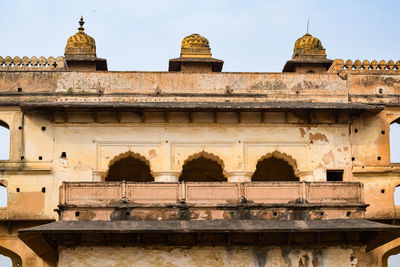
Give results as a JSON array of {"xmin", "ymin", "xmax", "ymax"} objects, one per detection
[{"xmin": 0, "ymin": 0, "xmax": 400, "ymax": 265}]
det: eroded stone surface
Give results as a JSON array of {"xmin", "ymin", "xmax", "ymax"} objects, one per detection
[{"xmin": 58, "ymin": 246, "xmax": 365, "ymax": 267}]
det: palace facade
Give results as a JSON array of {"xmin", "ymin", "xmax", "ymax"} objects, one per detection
[{"xmin": 0, "ymin": 18, "xmax": 399, "ymax": 267}]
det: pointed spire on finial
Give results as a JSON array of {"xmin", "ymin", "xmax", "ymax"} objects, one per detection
[
  {"xmin": 78, "ymin": 16, "xmax": 85, "ymax": 33},
  {"xmin": 306, "ymin": 18, "xmax": 310, "ymax": 34}
]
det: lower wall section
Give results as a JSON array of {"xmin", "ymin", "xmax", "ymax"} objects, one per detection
[{"xmin": 58, "ymin": 246, "xmax": 367, "ymax": 267}]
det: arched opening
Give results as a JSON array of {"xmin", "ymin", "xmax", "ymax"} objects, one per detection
[
  {"xmin": 0, "ymin": 184, "xmax": 7, "ymax": 207},
  {"xmin": 0, "ymin": 246, "xmax": 22, "ymax": 267},
  {"xmin": 252, "ymin": 153, "xmax": 298, "ymax": 181},
  {"xmin": 390, "ymin": 119, "xmax": 400, "ymax": 163},
  {"xmin": 383, "ymin": 245, "xmax": 400, "ymax": 267},
  {"xmin": 179, "ymin": 152, "xmax": 226, "ymax": 182},
  {"xmin": 0, "ymin": 255, "xmax": 11, "ymax": 267},
  {"xmin": 105, "ymin": 152, "xmax": 153, "ymax": 182},
  {"xmin": 388, "ymin": 254, "xmax": 400, "ymax": 267},
  {"xmin": 395, "ymin": 185, "xmax": 400, "ymax": 206},
  {"xmin": 0, "ymin": 121, "xmax": 10, "ymax": 160}
]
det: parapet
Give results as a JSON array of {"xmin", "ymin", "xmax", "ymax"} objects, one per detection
[
  {"xmin": 0, "ymin": 56, "xmax": 65, "ymax": 71},
  {"xmin": 328, "ymin": 59, "xmax": 400, "ymax": 74}
]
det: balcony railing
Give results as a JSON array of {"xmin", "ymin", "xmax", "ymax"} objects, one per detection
[
  {"xmin": 59, "ymin": 181, "xmax": 364, "ymax": 206},
  {"xmin": 58, "ymin": 181, "xmax": 366, "ymax": 221}
]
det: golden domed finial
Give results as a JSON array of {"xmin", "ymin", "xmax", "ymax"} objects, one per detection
[
  {"xmin": 78, "ymin": 16, "xmax": 85, "ymax": 33},
  {"xmin": 65, "ymin": 16, "xmax": 96, "ymax": 58},
  {"xmin": 292, "ymin": 32, "xmax": 326, "ymax": 59},
  {"xmin": 180, "ymin": 33, "xmax": 211, "ymax": 58},
  {"xmin": 169, "ymin": 32, "xmax": 223, "ymax": 72}
]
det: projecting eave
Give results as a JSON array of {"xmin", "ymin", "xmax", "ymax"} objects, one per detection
[
  {"xmin": 168, "ymin": 57, "xmax": 224, "ymax": 72},
  {"xmin": 283, "ymin": 58, "xmax": 333, "ymax": 72},
  {"xmin": 19, "ymin": 219, "xmax": 400, "ymax": 259},
  {"xmin": 16, "ymin": 101, "xmax": 384, "ymax": 113}
]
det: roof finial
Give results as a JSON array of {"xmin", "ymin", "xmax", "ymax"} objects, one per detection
[
  {"xmin": 78, "ymin": 16, "xmax": 85, "ymax": 33},
  {"xmin": 307, "ymin": 18, "xmax": 310, "ymax": 34}
]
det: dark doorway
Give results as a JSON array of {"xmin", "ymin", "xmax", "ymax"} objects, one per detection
[
  {"xmin": 251, "ymin": 156, "xmax": 298, "ymax": 181},
  {"xmin": 179, "ymin": 156, "xmax": 226, "ymax": 182},
  {"xmin": 105, "ymin": 156, "xmax": 153, "ymax": 182}
]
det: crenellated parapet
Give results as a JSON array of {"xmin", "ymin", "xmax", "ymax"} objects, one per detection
[
  {"xmin": 0, "ymin": 56, "xmax": 65, "ymax": 71},
  {"xmin": 328, "ymin": 59, "xmax": 400, "ymax": 74}
]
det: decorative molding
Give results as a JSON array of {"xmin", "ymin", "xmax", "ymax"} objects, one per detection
[{"xmin": 0, "ymin": 56, "xmax": 65, "ymax": 71}]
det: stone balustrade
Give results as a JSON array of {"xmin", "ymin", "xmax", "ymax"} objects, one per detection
[
  {"xmin": 328, "ymin": 59, "xmax": 400, "ymax": 74},
  {"xmin": 59, "ymin": 181, "xmax": 364, "ymax": 206},
  {"xmin": 0, "ymin": 56, "xmax": 65, "ymax": 71},
  {"xmin": 58, "ymin": 181, "xmax": 366, "ymax": 221}
]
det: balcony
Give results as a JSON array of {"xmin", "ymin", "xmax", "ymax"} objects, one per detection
[
  {"xmin": 58, "ymin": 181, "xmax": 366, "ymax": 221},
  {"xmin": 21, "ymin": 181, "xmax": 400, "ymax": 256}
]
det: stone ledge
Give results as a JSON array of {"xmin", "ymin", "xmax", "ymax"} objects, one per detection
[{"xmin": 0, "ymin": 161, "xmax": 52, "ymax": 172}]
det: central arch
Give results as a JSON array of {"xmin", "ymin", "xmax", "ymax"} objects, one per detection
[
  {"xmin": 105, "ymin": 151, "xmax": 154, "ymax": 182},
  {"xmin": 251, "ymin": 151, "xmax": 299, "ymax": 181},
  {"xmin": 179, "ymin": 151, "xmax": 227, "ymax": 182}
]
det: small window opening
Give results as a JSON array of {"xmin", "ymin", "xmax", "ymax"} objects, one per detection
[
  {"xmin": 60, "ymin": 152, "xmax": 67, "ymax": 158},
  {"xmin": 395, "ymin": 186, "xmax": 400, "ymax": 205},
  {"xmin": 179, "ymin": 156, "xmax": 226, "ymax": 182},
  {"xmin": 0, "ymin": 185, "xmax": 7, "ymax": 207},
  {"xmin": 390, "ymin": 120, "xmax": 400, "ymax": 163},
  {"xmin": 327, "ymin": 170, "xmax": 344, "ymax": 181},
  {"xmin": 0, "ymin": 121, "xmax": 10, "ymax": 160}
]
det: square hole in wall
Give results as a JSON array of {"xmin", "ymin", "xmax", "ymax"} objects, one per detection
[{"xmin": 326, "ymin": 170, "xmax": 344, "ymax": 181}]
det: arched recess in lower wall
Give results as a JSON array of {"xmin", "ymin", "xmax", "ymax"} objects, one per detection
[
  {"xmin": 179, "ymin": 151, "xmax": 227, "ymax": 182},
  {"xmin": 251, "ymin": 151, "xmax": 299, "ymax": 181},
  {"xmin": 105, "ymin": 151, "xmax": 154, "ymax": 182}
]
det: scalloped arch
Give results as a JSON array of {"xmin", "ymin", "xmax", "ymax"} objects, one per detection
[
  {"xmin": 179, "ymin": 151, "xmax": 227, "ymax": 180},
  {"xmin": 182, "ymin": 151, "xmax": 225, "ymax": 170},
  {"xmin": 255, "ymin": 151, "xmax": 299, "ymax": 176},
  {"xmin": 104, "ymin": 151, "xmax": 152, "ymax": 179}
]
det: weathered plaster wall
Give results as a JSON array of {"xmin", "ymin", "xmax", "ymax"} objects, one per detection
[{"xmin": 58, "ymin": 246, "xmax": 365, "ymax": 267}]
